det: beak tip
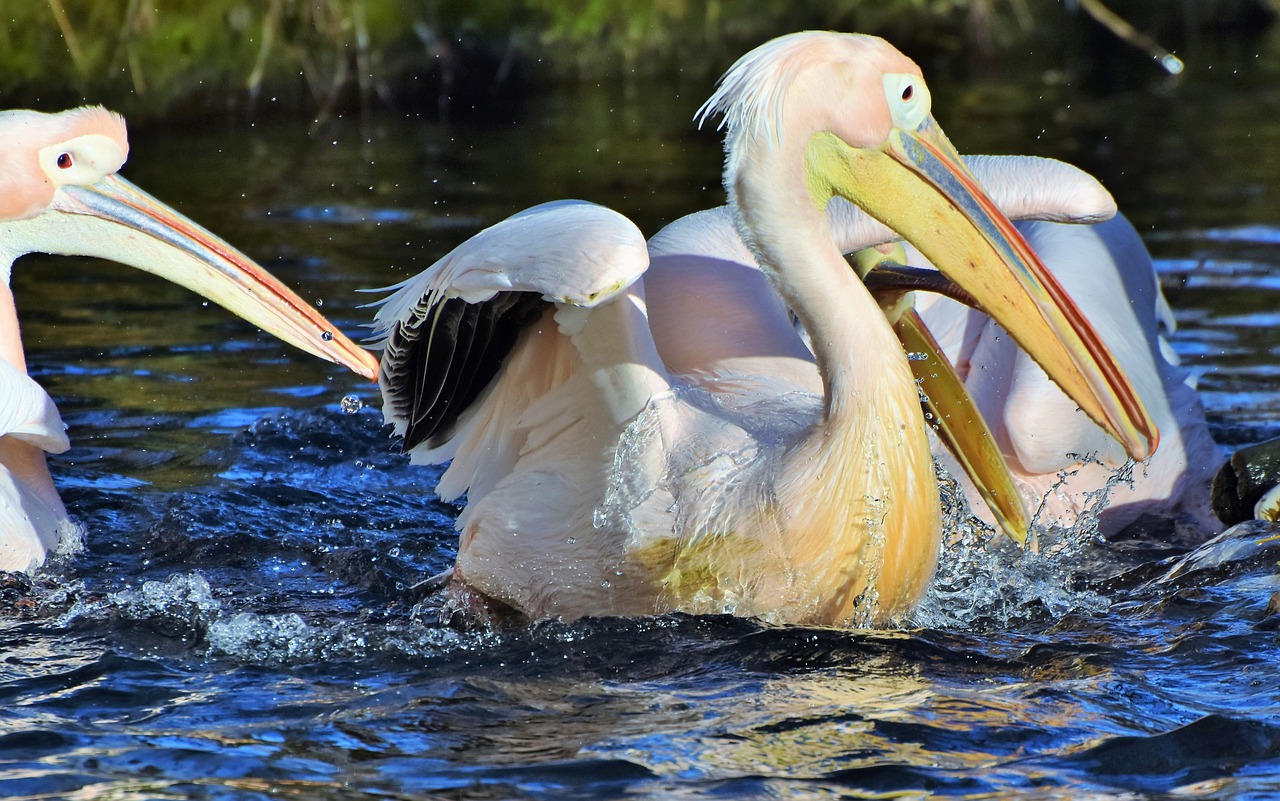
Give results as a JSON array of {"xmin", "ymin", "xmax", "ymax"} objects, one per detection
[
  {"xmin": 1125, "ymin": 420, "xmax": 1159, "ymax": 463},
  {"xmin": 356, "ymin": 350, "xmax": 381, "ymax": 383},
  {"xmin": 1139, "ymin": 434, "xmax": 1159, "ymax": 463}
]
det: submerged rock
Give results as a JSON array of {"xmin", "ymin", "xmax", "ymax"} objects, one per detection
[{"xmin": 1212, "ymin": 436, "xmax": 1280, "ymax": 524}]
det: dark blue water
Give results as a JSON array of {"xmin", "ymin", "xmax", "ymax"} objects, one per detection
[{"xmin": 6, "ymin": 31, "xmax": 1280, "ymax": 799}]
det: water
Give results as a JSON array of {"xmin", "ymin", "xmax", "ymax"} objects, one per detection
[{"xmin": 8, "ymin": 28, "xmax": 1280, "ymax": 799}]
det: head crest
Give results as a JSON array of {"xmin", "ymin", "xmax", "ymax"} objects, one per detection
[
  {"xmin": 695, "ymin": 31, "xmax": 890, "ymax": 149},
  {"xmin": 0, "ymin": 106, "xmax": 128, "ymax": 157}
]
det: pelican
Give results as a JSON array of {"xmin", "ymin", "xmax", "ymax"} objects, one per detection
[
  {"xmin": 648, "ymin": 178, "xmax": 1222, "ymax": 538},
  {"xmin": 0, "ymin": 105, "xmax": 379, "ymax": 573},
  {"xmin": 372, "ymin": 32, "xmax": 1156, "ymax": 626}
]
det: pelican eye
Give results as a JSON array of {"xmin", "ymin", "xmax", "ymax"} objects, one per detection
[
  {"xmin": 883, "ymin": 73, "xmax": 931, "ymax": 132},
  {"xmin": 39, "ymin": 134, "xmax": 124, "ymax": 186}
]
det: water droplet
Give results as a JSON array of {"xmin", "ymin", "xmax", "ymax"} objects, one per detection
[
  {"xmin": 339, "ymin": 395, "xmax": 363, "ymax": 415},
  {"xmin": 315, "ymin": 298, "xmax": 324, "ymax": 308},
  {"xmin": 907, "ymin": 351, "xmax": 929, "ymax": 362},
  {"xmin": 321, "ymin": 331, "xmax": 334, "ymax": 342},
  {"xmin": 1160, "ymin": 53, "xmax": 1185, "ymax": 75}
]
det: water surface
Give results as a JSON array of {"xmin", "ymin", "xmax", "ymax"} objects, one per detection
[{"xmin": 6, "ymin": 30, "xmax": 1280, "ymax": 800}]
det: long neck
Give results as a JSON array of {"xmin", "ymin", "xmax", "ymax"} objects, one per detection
[
  {"xmin": 729, "ymin": 137, "xmax": 941, "ymax": 624},
  {"xmin": 732, "ymin": 137, "xmax": 910, "ymax": 419}
]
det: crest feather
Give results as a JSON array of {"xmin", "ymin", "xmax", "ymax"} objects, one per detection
[{"xmin": 695, "ymin": 31, "xmax": 882, "ymax": 148}]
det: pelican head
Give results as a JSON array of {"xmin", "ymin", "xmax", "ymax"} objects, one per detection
[
  {"xmin": 0, "ymin": 106, "xmax": 378, "ymax": 379},
  {"xmin": 699, "ymin": 32, "xmax": 1157, "ymax": 463}
]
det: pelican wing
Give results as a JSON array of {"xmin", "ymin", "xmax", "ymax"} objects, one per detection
[
  {"xmin": 370, "ymin": 200, "xmax": 652, "ymax": 500},
  {"xmin": 0, "ymin": 358, "xmax": 69, "ymax": 454},
  {"xmin": 0, "ymin": 358, "xmax": 73, "ymax": 572},
  {"xmin": 380, "ymin": 291, "xmax": 545, "ymax": 451},
  {"xmin": 953, "ymin": 155, "xmax": 1117, "ymax": 223}
]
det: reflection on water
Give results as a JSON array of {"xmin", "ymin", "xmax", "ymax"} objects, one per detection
[{"xmin": 5, "ymin": 30, "xmax": 1280, "ymax": 801}]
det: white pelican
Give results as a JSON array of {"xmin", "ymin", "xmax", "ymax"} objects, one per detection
[
  {"xmin": 647, "ymin": 179, "xmax": 1221, "ymax": 538},
  {"xmin": 373, "ymin": 32, "xmax": 1156, "ymax": 626},
  {"xmin": 0, "ymin": 105, "xmax": 380, "ymax": 573}
]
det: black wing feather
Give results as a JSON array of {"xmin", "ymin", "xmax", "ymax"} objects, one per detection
[{"xmin": 382, "ymin": 291, "xmax": 545, "ymax": 452}]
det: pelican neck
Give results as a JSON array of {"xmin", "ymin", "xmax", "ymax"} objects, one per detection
[{"xmin": 730, "ymin": 146, "xmax": 912, "ymax": 422}]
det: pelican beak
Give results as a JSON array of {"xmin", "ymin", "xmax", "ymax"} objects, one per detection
[
  {"xmin": 854, "ymin": 245, "xmax": 1031, "ymax": 546},
  {"xmin": 805, "ymin": 121, "xmax": 1158, "ymax": 462},
  {"xmin": 46, "ymin": 173, "xmax": 379, "ymax": 381}
]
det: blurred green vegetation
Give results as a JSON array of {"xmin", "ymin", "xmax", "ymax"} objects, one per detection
[{"xmin": 4, "ymin": 0, "xmax": 1276, "ymax": 122}]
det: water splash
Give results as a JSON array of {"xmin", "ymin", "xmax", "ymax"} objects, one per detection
[
  {"xmin": 911, "ymin": 465, "xmax": 1111, "ymax": 631},
  {"xmin": 207, "ymin": 612, "xmax": 319, "ymax": 661},
  {"xmin": 49, "ymin": 519, "xmax": 87, "ymax": 562},
  {"xmin": 46, "ymin": 567, "xmax": 498, "ymax": 665},
  {"xmin": 109, "ymin": 572, "xmax": 225, "ymax": 638},
  {"xmin": 1160, "ymin": 53, "xmax": 1185, "ymax": 76}
]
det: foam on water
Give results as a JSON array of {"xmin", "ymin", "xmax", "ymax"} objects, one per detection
[{"xmin": 113, "ymin": 572, "xmax": 223, "ymax": 621}]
